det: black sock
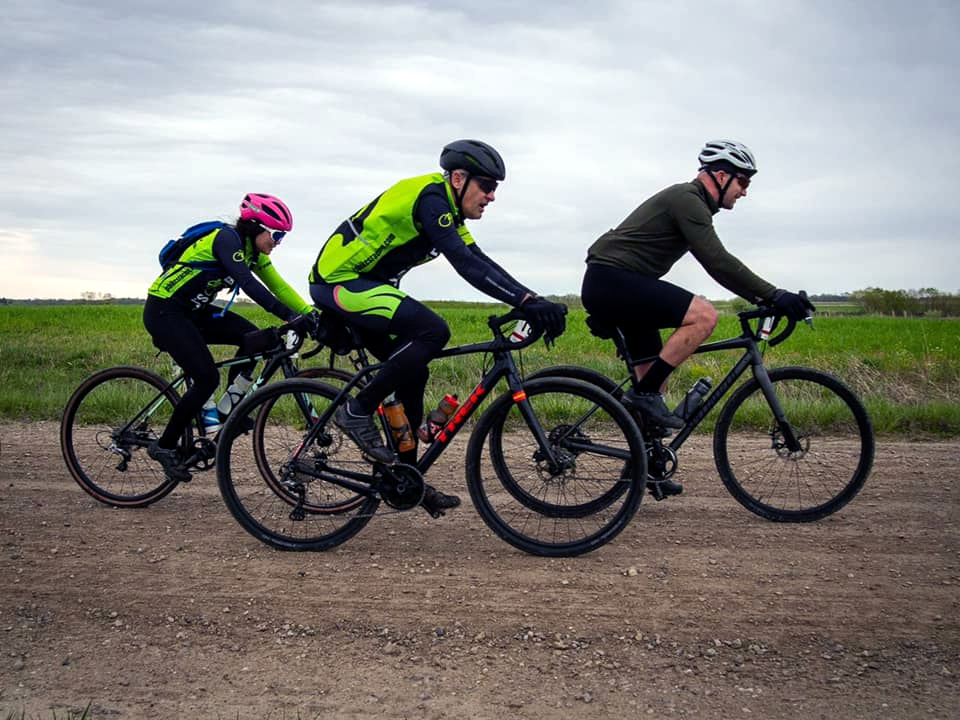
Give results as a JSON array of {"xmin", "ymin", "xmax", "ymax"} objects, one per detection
[{"xmin": 635, "ymin": 357, "xmax": 675, "ymax": 393}]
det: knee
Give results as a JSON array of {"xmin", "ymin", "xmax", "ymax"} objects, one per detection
[
  {"xmin": 687, "ymin": 297, "xmax": 719, "ymax": 335},
  {"xmin": 420, "ymin": 315, "xmax": 451, "ymax": 352}
]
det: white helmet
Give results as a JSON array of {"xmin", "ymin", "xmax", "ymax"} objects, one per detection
[{"xmin": 698, "ymin": 140, "xmax": 757, "ymax": 175}]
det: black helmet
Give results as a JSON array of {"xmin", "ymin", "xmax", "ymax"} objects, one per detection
[{"xmin": 439, "ymin": 139, "xmax": 506, "ymax": 181}]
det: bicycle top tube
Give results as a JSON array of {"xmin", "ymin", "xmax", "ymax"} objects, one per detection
[
  {"xmin": 159, "ymin": 320, "xmax": 329, "ymax": 374},
  {"xmin": 618, "ymin": 305, "xmax": 802, "ymax": 368},
  {"xmin": 434, "ymin": 308, "xmax": 546, "ymax": 360},
  {"xmin": 322, "ymin": 308, "xmax": 545, "ymax": 400}
]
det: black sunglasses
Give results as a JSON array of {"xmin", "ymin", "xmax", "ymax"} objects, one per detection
[
  {"xmin": 472, "ymin": 176, "xmax": 499, "ymax": 194},
  {"xmin": 734, "ymin": 174, "xmax": 752, "ymax": 189}
]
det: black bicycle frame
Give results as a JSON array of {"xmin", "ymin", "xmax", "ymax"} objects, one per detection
[
  {"xmin": 122, "ymin": 341, "xmax": 303, "ymax": 443},
  {"xmin": 645, "ymin": 316, "xmax": 803, "ymax": 454},
  {"xmin": 287, "ymin": 312, "xmax": 565, "ymax": 487}
]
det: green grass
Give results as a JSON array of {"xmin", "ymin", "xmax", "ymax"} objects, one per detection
[{"xmin": 1, "ymin": 303, "xmax": 958, "ymax": 436}]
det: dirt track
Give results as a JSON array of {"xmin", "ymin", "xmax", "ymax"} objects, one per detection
[{"xmin": 1, "ymin": 422, "xmax": 958, "ymax": 719}]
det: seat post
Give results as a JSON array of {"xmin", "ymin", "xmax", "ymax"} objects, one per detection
[{"xmin": 611, "ymin": 328, "xmax": 641, "ymax": 388}]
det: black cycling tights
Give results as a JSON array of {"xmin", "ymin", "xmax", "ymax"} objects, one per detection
[
  {"xmin": 350, "ymin": 298, "xmax": 451, "ymax": 431},
  {"xmin": 143, "ymin": 298, "xmax": 257, "ymax": 449}
]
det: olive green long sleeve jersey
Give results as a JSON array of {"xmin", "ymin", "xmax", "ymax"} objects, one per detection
[{"xmin": 586, "ymin": 180, "xmax": 776, "ymax": 302}]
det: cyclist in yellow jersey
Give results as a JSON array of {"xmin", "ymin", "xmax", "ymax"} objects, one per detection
[
  {"xmin": 309, "ymin": 140, "xmax": 566, "ymax": 514},
  {"xmin": 144, "ymin": 193, "xmax": 319, "ymax": 483}
]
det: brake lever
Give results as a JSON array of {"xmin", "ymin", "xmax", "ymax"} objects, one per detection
[{"xmin": 799, "ymin": 290, "xmax": 815, "ymax": 329}]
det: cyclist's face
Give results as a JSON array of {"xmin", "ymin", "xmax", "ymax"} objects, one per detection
[
  {"xmin": 454, "ymin": 171, "xmax": 497, "ymax": 220},
  {"xmin": 255, "ymin": 228, "xmax": 278, "ymax": 254},
  {"xmin": 720, "ymin": 171, "xmax": 749, "ymax": 210}
]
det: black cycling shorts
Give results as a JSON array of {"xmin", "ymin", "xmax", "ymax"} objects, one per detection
[{"xmin": 580, "ymin": 263, "xmax": 693, "ymax": 360}]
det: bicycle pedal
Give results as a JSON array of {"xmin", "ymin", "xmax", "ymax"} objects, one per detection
[
  {"xmin": 646, "ymin": 479, "xmax": 682, "ymax": 501},
  {"xmin": 420, "ymin": 505, "xmax": 445, "ymax": 519}
]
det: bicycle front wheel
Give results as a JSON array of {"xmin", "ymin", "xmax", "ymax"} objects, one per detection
[
  {"xmin": 466, "ymin": 377, "xmax": 646, "ymax": 557},
  {"xmin": 60, "ymin": 365, "xmax": 185, "ymax": 507},
  {"xmin": 216, "ymin": 378, "xmax": 379, "ymax": 551},
  {"xmin": 714, "ymin": 366, "xmax": 875, "ymax": 522}
]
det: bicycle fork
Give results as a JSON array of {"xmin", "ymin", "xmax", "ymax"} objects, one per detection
[{"xmin": 750, "ymin": 362, "xmax": 803, "ymax": 453}]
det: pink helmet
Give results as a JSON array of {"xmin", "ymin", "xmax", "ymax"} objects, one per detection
[{"xmin": 239, "ymin": 193, "xmax": 293, "ymax": 231}]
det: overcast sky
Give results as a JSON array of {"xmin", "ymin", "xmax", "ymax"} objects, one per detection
[{"xmin": 2, "ymin": 0, "xmax": 957, "ymax": 303}]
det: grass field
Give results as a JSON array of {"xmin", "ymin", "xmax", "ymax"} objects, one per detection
[{"xmin": 1, "ymin": 302, "xmax": 958, "ymax": 436}]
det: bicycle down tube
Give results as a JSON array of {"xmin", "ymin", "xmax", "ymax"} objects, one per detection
[{"xmin": 666, "ymin": 319, "xmax": 802, "ymax": 452}]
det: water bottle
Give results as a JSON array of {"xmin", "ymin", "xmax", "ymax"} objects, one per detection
[
  {"xmin": 381, "ymin": 397, "xmax": 415, "ymax": 452},
  {"xmin": 509, "ymin": 320, "xmax": 531, "ymax": 343},
  {"xmin": 201, "ymin": 396, "xmax": 222, "ymax": 434},
  {"xmin": 417, "ymin": 394, "xmax": 460, "ymax": 443},
  {"xmin": 216, "ymin": 373, "xmax": 254, "ymax": 417},
  {"xmin": 674, "ymin": 378, "xmax": 712, "ymax": 420}
]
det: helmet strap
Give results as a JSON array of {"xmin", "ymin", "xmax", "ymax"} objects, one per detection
[
  {"xmin": 705, "ymin": 168, "xmax": 735, "ymax": 208},
  {"xmin": 450, "ymin": 171, "xmax": 469, "ymax": 218}
]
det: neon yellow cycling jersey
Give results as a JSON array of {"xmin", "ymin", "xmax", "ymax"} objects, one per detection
[{"xmin": 150, "ymin": 225, "xmax": 311, "ymax": 316}]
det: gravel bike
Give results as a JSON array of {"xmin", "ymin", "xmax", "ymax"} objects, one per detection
[
  {"xmin": 60, "ymin": 321, "xmax": 339, "ymax": 508},
  {"xmin": 214, "ymin": 310, "xmax": 648, "ymax": 557},
  {"xmin": 527, "ymin": 304, "xmax": 875, "ymax": 522}
]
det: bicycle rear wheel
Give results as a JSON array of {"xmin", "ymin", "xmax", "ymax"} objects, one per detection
[
  {"xmin": 295, "ymin": 366, "xmax": 356, "ymax": 387},
  {"xmin": 466, "ymin": 377, "xmax": 645, "ymax": 557},
  {"xmin": 527, "ymin": 365, "xmax": 623, "ymax": 398},
  {"xmin": 714, "ymin": 366, "xmax": 874, "ymax": 522},
  {"xmin": 216, "ymin": 378, "xmax": 379, "ymax": 550},
  {"xmin": 60, "ymin": 366, "xmax": 186, "ymax": 507}
]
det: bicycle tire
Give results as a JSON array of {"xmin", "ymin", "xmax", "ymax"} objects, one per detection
[
  {"xmin": 465, "ymin": 377, "xmax": 645, "ymax": 557},
  {"xmin": 527, "ymin": 365, "xmax": 622, "ymax": 398},
  {"xmin": 714, "ymin": 366, "xmax": 874, "ymax": 522},
  {"xmin": 216, "ymin": 378, "xmax": 379, "ymax": 550},
  {"xmin": 60, "ymin": 365, "xmax": 187, "ymax": 508},
  {"xmin": 295, "ymin": 366, "xmax": 356, "ymax": 387}
]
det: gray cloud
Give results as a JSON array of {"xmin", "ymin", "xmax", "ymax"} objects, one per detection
[{"xmin": 2, "ymin": 0, "xmax": 958, "ymax": 301}]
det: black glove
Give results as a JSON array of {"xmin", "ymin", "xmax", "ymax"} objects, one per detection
[
  {"xmin": 521, "ymin": 297, "xmax": 567, "ymax": 341},
  {"xmin": 288, "ymin": 310, "xmax": 321, "ymax": 336},
  {"xmin": 770, "ymin": 289, "xmax": 816, "ymax": 321}
]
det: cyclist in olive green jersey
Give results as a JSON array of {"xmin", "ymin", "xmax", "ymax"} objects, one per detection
[
  {"xmin": 582, "ymin": 140, "xmax": 814, "ymax": 497},
  {"xmin": 144, "ymin": 193, "xmax": 319, "ymax": 483},
  {"xmin": 309, "ymin": 139, "xmax": 566, "ymax": 515}
]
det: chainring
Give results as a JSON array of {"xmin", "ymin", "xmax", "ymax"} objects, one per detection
[{"xmin": 376, "ymin": 463, "xmax": 425, "ymax": 511}]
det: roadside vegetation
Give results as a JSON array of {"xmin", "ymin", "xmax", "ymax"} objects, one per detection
[{"xmin": 1, "ymin": 301, "xmax": 958, "ymax": 436}]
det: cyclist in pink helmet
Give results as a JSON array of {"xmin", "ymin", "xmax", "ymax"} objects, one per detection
[{"xmin": 143, "ymin": 193, "xmax": 319, "ymax": 483}]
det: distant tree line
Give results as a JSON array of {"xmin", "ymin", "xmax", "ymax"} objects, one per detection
[{"xmin": 847, "ymin": 288, "xmax": 960, "ymax": 317}]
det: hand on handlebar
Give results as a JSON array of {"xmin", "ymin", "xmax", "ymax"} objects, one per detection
[
  {"xmin": 287, "ymin": 310, "xmax": 322, "ymax": 338},
  {"xmin": 769, "ymin": 289, "xmax": 816, "ymax": 322},
  {"xmin": 521, "ymin": 297, "xmax": 567, "ymax": 344}
]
